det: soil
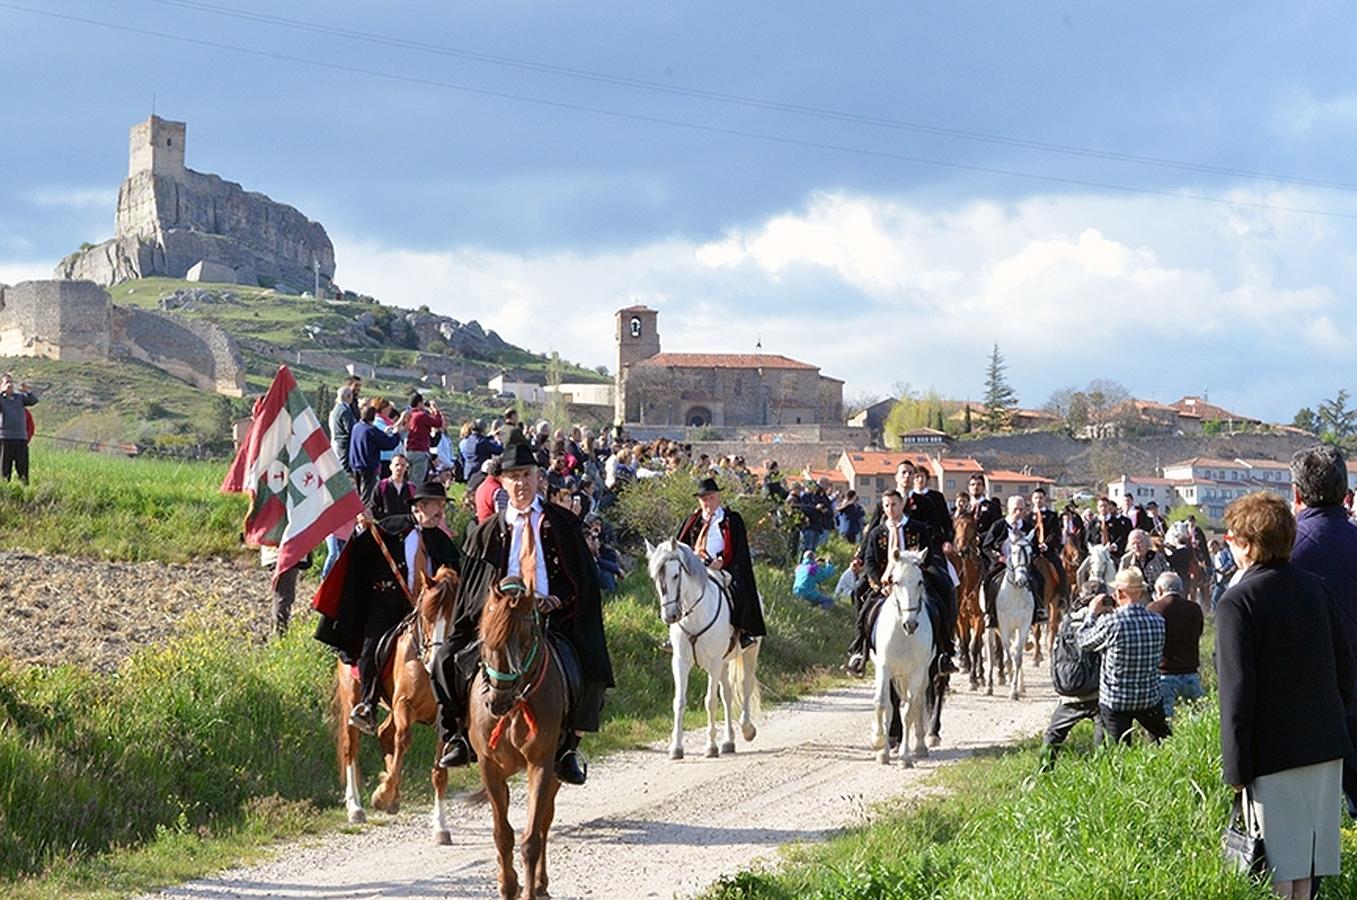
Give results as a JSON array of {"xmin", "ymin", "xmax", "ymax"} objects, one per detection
[
  {"xmin": 150, "ymin": 663, "xmax": 1058, "ymax": 899},
  {"xmin": 0, "ymin": 551, "xmax": 275, "ymax": 672}
]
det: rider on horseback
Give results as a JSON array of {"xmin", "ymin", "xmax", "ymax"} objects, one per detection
[
  {"xmin": 430, "ymin": 440, "xmax": 614, "ymax": 786},
  {"xmin": 847, "ymin": 490, "xmax": 957, "ymax": 676},
  {"xmin": 980, "ymin": 496, "xmax": 1048, "ymax": 628},
  {"xmin": 1028, "ymin": 487, "xmax": 1067, "ymax": 599},
  {"xmin": 675, "ymin": 477, "xmax": 767, "ymax": 649}
]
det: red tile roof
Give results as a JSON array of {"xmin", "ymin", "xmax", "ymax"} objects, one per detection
[
  {"xmin": 634, "ymin": 352, "xmax": 819, "ymax": 371},
  {"xmin": 841, "ymin": 451, "xmax": 932, "ymax": 476},
  {"xmin": 1170, "ymin": 396, "xmax": 1259, "ymax": 424},
  {"xmin": 986, "ymin": 469, "xmax": 1055, "ymax": 484}
]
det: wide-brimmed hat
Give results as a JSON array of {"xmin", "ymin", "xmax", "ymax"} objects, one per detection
[
  {"xmin": 412, "ymin": 481, "xmax": 447, "ymax": 502},
  {"xmin": 501, "ymin": 441, "xmax": 538, "ymax": 471},
  {"xmin": 694, "ymin": 477, "xmax": 721, "ymax": 496},
  {"xmin": 1113, "ymin": 567, "xmax": 1146, "ymax": 593}
]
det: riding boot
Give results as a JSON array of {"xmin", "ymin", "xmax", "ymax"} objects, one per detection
[
  {"xmin": 555, "ymin": 732, "xmax": 588, "ymax": 786},
  {"xmin": 437, "ymin": 718, "xmax": 472, "ymax": 769},
  {"xmin": 350, "ymin": 649, "xmax": 379, "ymax": 735},
  {"xmin": 738, "ymin": 630, "xmax": 756, "ymax": 650}
]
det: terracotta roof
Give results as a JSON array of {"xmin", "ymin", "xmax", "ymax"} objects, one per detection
[
  {"xmin": 986, "ymin": 469, "xmax": 1055, "ymax": 484},
  {"xmin": 935, "ymin": 456, "xmax": 984, "ymax": 473},
  {"xmin": 840, "ymin": 451, "xmax": 932, "ymax": 476},
  {"xmin": 1171, "ymin": 396, "xmax": 1260, "ymax": 424},
  {"xmin": 634, "ymin": 352, "xmax": 819, "ymax": 371}
]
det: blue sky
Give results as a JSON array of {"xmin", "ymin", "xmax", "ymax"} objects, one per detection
[{"xmin": 3, "ymin": 1, "xmax": 1356, "ymax": 421}]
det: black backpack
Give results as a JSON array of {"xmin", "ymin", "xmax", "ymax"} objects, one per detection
[{"xmin": 1051, "ymin": 614, "xmax": 1100, "ymax": 698}]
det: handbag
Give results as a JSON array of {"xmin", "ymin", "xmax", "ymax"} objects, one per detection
[{"xmin": 1221, "ymin": 787, "xmax": 1267, "ymax": 877}]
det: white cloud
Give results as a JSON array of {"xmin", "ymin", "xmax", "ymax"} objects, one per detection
[
  {"xmin": 334, "ymin": 188, "xmax": 1355, "ymax": 421},
  {"xmin": 0, "ymin": 261, "xmax": 53, "ymax": 285},
  {"xmin": 1270, "ymin": 87, "xmax": 1357, "ymax": 138},
  {"xmin": 25, "ymin": 187, "xmax": 112, "ymax": 209}
]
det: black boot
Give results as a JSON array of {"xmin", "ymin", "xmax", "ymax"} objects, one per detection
[
  {"xmin": 937, "ymin": 653, "xmax": 958, "ymax": 675},
  {"xmin": 349, "ymin": 702, "xmax": 377, "ymax": 735},
  {"xmin": 555, "ymin": 732, "xmax": 588, "ymax": 786},
  {"xmin": 437, "ymin": 720, "xmax": 472, "ymax": 769},
  {"xmin": 738, "ymin": 631, "xmax": 756, "ymax": 650},
  {"xmin": 1033, "ymin": 603, "xmax": 1049, "ymax": 625}
]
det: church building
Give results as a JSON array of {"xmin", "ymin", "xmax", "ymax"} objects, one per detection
[{"xmin": 614, "ymin": 306, "xmax": 844, "ymax": 428}]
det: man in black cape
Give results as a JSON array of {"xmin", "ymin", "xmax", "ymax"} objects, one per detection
[
  {"xmin": 674, "ymin": 477, "xmax": 767, "ymax": 647},
  {"xmin": 314, "ymin": 481, "xmax": 460, "ymax": 734},
  {"xmin": 430, "ymin": 441, "xmax": 614, "ymax": 785},
  {"xmin": 980, "ymin": 495, "xmax": 1046, "ymax": 627}
]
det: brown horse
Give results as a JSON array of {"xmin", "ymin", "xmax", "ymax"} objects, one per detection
[
  {"xmin": 468, "ymin": 580, "xmax": 568, "ymax": 900},
  {"xmin": 949, "ymin": 511, "xmax": 986, "ymax": 690},
  {"xmin": 1029, "ymin": 556, "xmax": 1062, "ymax": 664},
  {"xmin": 333, "ymin": 566, "xmax": 458, "ymax": 842}
]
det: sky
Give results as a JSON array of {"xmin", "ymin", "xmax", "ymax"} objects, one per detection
[{"xmin": 3, "ymin": 1, "xmax": 1357, "ymax": 422}]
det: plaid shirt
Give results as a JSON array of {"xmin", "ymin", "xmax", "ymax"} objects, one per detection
[{"xmin": 1077, "ymin": 603, "xmax": 1165, "ymax": 711}]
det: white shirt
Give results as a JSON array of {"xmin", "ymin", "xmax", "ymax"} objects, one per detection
[
  {"xmin": 404, "ymin": 528, "xmax": 429, "ymax": 594},
  {"xmin": 700, "ymin": 506, "xmax": 726, "ymax": 559},
  {"xmin": 505, "ymin": 498, "xmax": 551, "ymax": 595}
]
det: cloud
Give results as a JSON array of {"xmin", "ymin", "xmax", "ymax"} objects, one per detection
[
  {"xmin": 0, "ymin": 260, "xmax": 53, "ymax": 285},
  {"xmin": 1270, "ymin": 87, "xmax": 1357, "ymax": 139},
  {"xmin": 334, "ymin": 188, "xmax": 1354, "ymax": 421},
  {"xmin": 25, "ymin": 188, "xmax": 112, "ymax": 210}
]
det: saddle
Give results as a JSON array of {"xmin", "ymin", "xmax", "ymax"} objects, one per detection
[
  {"xmin": 453, "ymin": 629, "xmax": 584, "ymax": 727},
  {"xmin": 370, "ymin": 616, "xmax": 414, "ymax": 705}
]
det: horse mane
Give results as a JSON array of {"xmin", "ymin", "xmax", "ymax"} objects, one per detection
[
  {"xmin": 421, "ymin": 566, "xmax": 459, "ymax": 622},
  {"xmin": 479, "ymin": 586, "xmax": 530, "ymax": 650}
]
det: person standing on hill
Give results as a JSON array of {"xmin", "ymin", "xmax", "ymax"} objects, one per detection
[
  {"xmin": 349, "ymin": 403, "xmax": 404, "ymax": 509},
  {"xmin": 403, "ymin": 392, "xmax": 443, "ymax": 486},
  {"xmin": 329, "ymin": 380, "xmax": 360, "ymax": 473},
  {"xmin": 1145, "ymin": 571, "xmax": 1203, "ymax": 718},
  {"xmin": 0, "ymin": 372, "xmax": 38, "ymax": 484}
]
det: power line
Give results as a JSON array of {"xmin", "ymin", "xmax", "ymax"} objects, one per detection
[
  {"xmin": 4, "ymin": 2, "xmax": 1357, "ymax": 221},
  {"xmin": 146, "ymin": 0, "xmax": 1357, "ymax": 194}
]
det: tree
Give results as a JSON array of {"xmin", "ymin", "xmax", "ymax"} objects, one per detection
[
  {"xmin": 981, "ymin": 343, "xmax": 1018, "ymax": 431},
  {"xmin": 1292, "ymin": 407, "xmax": 1321, "ymax": 435},
  {"xmin": 883, "ymin": 388, "xmax": 948, "ymax": 447},
  {"xmin": 1318, "ymin": 390, "xmax": 1356, "ymax": 440},
  {"xmin": 845, "ymin": 390, "xmax": 885, "ymax": 418},
  {"xmin": 963, "ymin": 403, "xmax": 973, "ymax": 433},
  {"xmin": 1043, "ymin": 386, "xmax": 1078, "ymax": 420}
]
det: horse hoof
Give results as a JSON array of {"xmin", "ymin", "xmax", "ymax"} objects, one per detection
[
  {"xmin": 900, "ymin": 756, "xmax": 914, "ymax": 769},
  {"xmin": 741, "ymin": 722, "xmax": 757, "ymax": 742},
  {"xmin": 434, "ymin": 829, "xmax": 452, "ymax": 846},
  {"xmin": 670, "ymin": 747, "xmax": 684, "ymax": 760},
  {"xmin": 705, "ymin": 745, "xmax": 720, "ymax": 758},
  {"xmin": 870, "ymin": 734, "xmax": 886, "ymax": 751},
  {"xmin": 928, "ymin": 734, "xmax": 941, "ymax": 749},
  {"xmin": 347, "ymin": 809, "xmax": 366, "ymax": 825},
  {"xmin": 720, "ymin": 742, "xmax": 736, "ymax": 756},
  {"xmin": 985, "ymin": 686, "xmax": 993, "ymax": 696},
  {"xmin": 877, "ymin": 749, "xmax": 890, "ymax": 765},
  {"xmin": 916, "ymin": 745, "xmax": 930, "ymax": 759}
]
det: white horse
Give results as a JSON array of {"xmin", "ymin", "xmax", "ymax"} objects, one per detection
[
  {"xmin": 868, "ymin": 550, "xmax": 934, "ymax": 768},
  {"xmin": 646, "ymin": 539, "xmax": 761, "ymax": 760},
  {"xmin": 1077, "ymin": 542, "xmax": 1117, "ymax": 589},
  {"xmin": 985, "ymin": 537, "xmax": 1036, "ymax": 700}
]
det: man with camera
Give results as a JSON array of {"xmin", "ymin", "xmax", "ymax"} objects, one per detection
[
  {"xmin": 0, "ymin": 372, "xmax": 38, "ymax": 484},
  {"xmin": 1077, "ymin": 567, "xmax": 1170, "ymax": 746}
]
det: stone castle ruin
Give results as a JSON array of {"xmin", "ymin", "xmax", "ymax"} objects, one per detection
[
  {"xmin": 0, "ymin": 280, "xmax": 246, "ymax": 396},
  {"xmin": 56, "ymin": 116, "xmax": 335, "ymax": 294}
]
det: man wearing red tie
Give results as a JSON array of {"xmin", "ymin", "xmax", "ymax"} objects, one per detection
[
  {"xmin": 430, "ymin": 441, "xmax": 613, "ymax": 784},
  {"xmin": 675, "ymin": 477, "xmax": 767, "ymax": 649}
]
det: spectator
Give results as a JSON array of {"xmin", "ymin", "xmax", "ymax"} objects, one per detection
[
  {"xmin": 459, "ymin": 419, "xmax": 501, "ymax": 482},
  {"xmin": 762, "ymin": 461, "xmax": 788, "ymax": 502},
  {"xmin": 836, "ymin": 489, "xmax": 865, "ymax": 543},
  {"xmin": 1209, "ymin": 538, "xmax": 1236, "ymax": 609},
  {"xmin": 1040, "ymin": 579, "xmax": 1109, "ymax": 770},
  {"xmin": 1217, "ymin": 491, "xmax": 1355, "ymax": 898},
  {"xmin": 403, "ymin": 392, "xmax": 444, "ymax": 486},
  {"xmin": 1118, "ymin": 529, "xmax": 1170, "ymax": 587},
  {"xmin": 799, "ymin": 479, "xmax": 834, "ymax": 552},
  {"xmin": 371, "ymin": 452, "xmax": 416, "ymax": 520},
  {"xmin": 587, "ymin": 530, "xmax": 623, "ymax": 592},
  {"xmin": 835, "ymin": 556, "xmax": 863, "ymax": 602},
  {"xmin": 369, "ymin": 397, "xmax": 401, "ymax": 478},
  {"xmin": 793, "ymin": 551, "xmax": 836, "ymax": 609},
  {"xmin": 474, "ymin": 456, "xmax": 508, "ymax": 523},
  {"xmin": 497, "ymin": 407, "xmax": 522, "ymax": 446},
  {"xmin": 260, "ymin": 544, "xmax": 308, "ymax": 636},
  {"xmin": 328, "ymin": 379, "xmax": 360, "ymax": 473},
  {"xmin": 1077, "ymin": 567, "xmax": 1170, "ymax": 746},
  {"xmin": 349, "ymin": 403, "xmax": 403, "ymax": 508},
  {"xmin": 1146, "ymin": 571, "xmax": 1204, "ymax": 718},
  {"xmin": 1288, "ymin": 444, "xmax": 1357, "ymax": 820},
  {"xmin": 0, "ymin": 372, "xmax": 39, "ymax": 484}
]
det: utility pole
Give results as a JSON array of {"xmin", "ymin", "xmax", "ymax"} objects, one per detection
[{"xmin": 313, "ymin": 254, "xmax": 320, "ymax": 299}]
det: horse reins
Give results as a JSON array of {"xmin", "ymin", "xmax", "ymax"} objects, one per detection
[{"xmin": 483, "ymin": 608, "xmax": 552, "ymax": 750}]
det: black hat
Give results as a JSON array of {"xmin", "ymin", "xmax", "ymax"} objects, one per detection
[
  {"xmin": 412, "ymin": 481, "xmax": 447, "ymax": 502},
  {"xmin": 502, "ymin": 440, "xmax": 538, "ymax": 471},
  {"xmin": 694, "ymin": 477, "xmax": 721, "ymax": 496}
]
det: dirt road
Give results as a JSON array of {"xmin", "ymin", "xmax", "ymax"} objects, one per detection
[{"xmin": 155, "ymin": 665, "xmax": 1057, "ymax": 900}]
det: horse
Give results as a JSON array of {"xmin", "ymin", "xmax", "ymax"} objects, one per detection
[
  {"xmin": 1061, "ymin": 515, "xmax": 1086, "ymax": 601},
  {"xmin": 1077, "ymin": 542, "xmax": 1117, "ymax": 591},
  {"xmin": 468, "ymin": 579, "xmax": 569, "ymax": 900},
  {"xmin": 646, "ymin": 539, "xmax": 761, "ymax": 760},
  {"xmin": 949, "ymin": 511, "xmax": 986, "ymax": 690},
  {"xmin": 332, "ymin": 566, "xmax": 458, "ymax": 843},
  {"xmin": 867, "ymin": 550, "xmax": 935, "ymax": 767},
  {"xmin": 985, "ymin": 537, "xmax": 1035, "ymax": 700}
]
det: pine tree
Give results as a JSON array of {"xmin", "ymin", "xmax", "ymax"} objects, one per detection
[
  {"xmin": 963, "ymin": 403, "xmax": 972, "ymax": 434},
  {"xmin": 981, "ymin": 343, "xmax": 1018, "ymax": 431}
]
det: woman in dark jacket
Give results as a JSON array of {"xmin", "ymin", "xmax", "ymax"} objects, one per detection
[{"xmin": 1217, "ymin": 492, "xmax": 1356, "ymax": 899}]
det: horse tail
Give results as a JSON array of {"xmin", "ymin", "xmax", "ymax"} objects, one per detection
[
  {"xmin": 731, "ymin": 641, "xmax": 763, "ymax": 722},
  {"xmin": 464, "ymin": 788, "xmax": 489, "ymax": 807}
]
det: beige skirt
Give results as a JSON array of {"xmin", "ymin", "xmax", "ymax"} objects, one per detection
[{"xmin": 1250, "ymin": 758, "xmax": 1343, "ymax": 881}]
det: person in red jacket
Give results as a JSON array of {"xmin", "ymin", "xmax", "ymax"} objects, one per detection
[
  {"xmin": 404, "ymin": 391, "xmax": 444, "ymax": 485},
  {"xmin": 474, "ymin": 456, "xmax": 508, "ymax": 522}
]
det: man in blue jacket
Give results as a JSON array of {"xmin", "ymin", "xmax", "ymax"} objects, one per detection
[{"xmin": 1289, "ymin": 444, "xmax": 1357, "ymax": 817}]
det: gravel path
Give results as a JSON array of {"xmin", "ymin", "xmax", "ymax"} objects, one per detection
[{"xmin": 154, "ymin": 661, "xmax": 1057, "ymax": 900}]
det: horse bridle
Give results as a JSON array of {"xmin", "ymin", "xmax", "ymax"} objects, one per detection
[
  {"xmin": 482, "ymin": 607, "xmax": 546, "ymax": 698},
  {"xmin": 662, "ymin": 552, "xmax": 729, "ymax": 653},
  {"xmin": 888, "ymin": 560, "xmax": 925, "ymax": 627},
  {"xmin": 1006, "ymin": 541, "xmax": 1033, "ymax": 585}
]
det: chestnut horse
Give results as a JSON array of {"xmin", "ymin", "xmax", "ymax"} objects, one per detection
[
  {"xmin": 949, "ymin": 511, "xmax": 986, "ymax": 690},
  {"xmin": 468, "ymin": 581, "xmax": 568, "ymax": 900},
  {"xmin": 333, "ymin": 566, "xmax": 458, "ymax": 843}
]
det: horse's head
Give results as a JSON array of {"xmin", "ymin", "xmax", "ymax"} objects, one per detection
[
  {"xmin": 887, "ymin": 550, "xmax": 928, "ymax": 635},
  {"xmin": 1166, "ymin": 521, "xmax": 1190, "ymax": 549},
  {"xmin": 1006, "ymin": 537, "xmax": 1032, "ymax": 587},
  {"xmin": 953, "ymin": 512, "xmax": 976, "ymax": 550},
  {"xmin": 646, "ymin": 538, "xmax": 705, "ymax": 626},
  {"xmin": 478, "ymin": 577, "xmax": 542, "ymax": 717},
  {"xmin": 416, "ymin": 565, "xmax": 459, "ymax": 636}
]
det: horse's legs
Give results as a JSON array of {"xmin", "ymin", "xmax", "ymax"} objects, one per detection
[
  {"xmin": 870, "ymin": 658, "xmax": 890, "ymax": 761},
  {"xmin": 1009, "ymin": 625, "xmax": 1025, "ymax": 701},
  {"xmin": 983, "ymin": 629, "xmax": 996, "ymax": 696},
  {"xmin": 372, "ymin": 698, "xmax": 411, "ymax": 814},
  {"xmin": 734, "ymin": 641, "xmax": 759, "ymax": 742},
  {"xmin": 521, "ymin": 763, "xmax": 556, "ymax": 899},
  {"xmin": 716, "ymin": 660, "xmax": 736, "ymax": 756},
  {"xmin": 928, "ymin": 669, "xmax": 945, "ymax": 748},
  {"xmin": 907, "ymin": 670, "xmax": 930, "ymax": 763},
  {"xmin": 703, "ymin": 663, "xmax": 722, "ymax": 758},
  {"xmin": 533, "ymin": 774, "xmax": 559, "ymax": 898},
  {"xmin": 483, "ymin": 765, "xmax": 518, "ymax": 900},
  {"xmin": 429, "ymin": 745, "xmax": 451, "ymax": 845},
  {"xmin": 669, "ymin": 641, "xmax": 691, "ymax": 760},
  {"xmin": 335, "ymin": 667, "xmax": 366, "ymax": 824}
]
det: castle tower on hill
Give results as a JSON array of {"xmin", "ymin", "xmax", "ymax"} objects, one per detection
[{"xmin": 128, "ymin": 115, "xmax": 186, "ymax": 178}]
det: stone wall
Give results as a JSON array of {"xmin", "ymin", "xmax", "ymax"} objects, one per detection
[
  {"xmin": 0, "ymin": 280, "xmax": 111, "ymax": 361},
  {"xmin": 111, "ymin": 307, "xmax": 246, "ymax": 396}
]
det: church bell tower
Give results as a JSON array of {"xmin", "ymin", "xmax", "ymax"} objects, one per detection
[{"xmin": 615, "ymin": 306, "xmax": 660, "ymax": 425}]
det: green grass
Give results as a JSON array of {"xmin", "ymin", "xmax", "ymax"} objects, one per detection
[
  {"xmin": 0, "ymin": 447, "xmax": 246, "ymax": 561},
  {"xmin": 706, "ymin": 697, "xmax": 1356, "ymax": 899},
  {"xmin": 0, "ymin": 561, "xmax": 851, "ymax": 897}
]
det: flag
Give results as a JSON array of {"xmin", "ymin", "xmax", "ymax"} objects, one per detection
[{"xmin": 222, "ymin": 365, "xmax": 362, "ymax": 583}]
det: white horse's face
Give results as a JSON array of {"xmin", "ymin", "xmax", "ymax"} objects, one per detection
[
  {"xmin": 647, "ymin": 539, "xmax": 700, "ymax": 625},
  {"xmin": 1007, "ymin": 540, "xmax": 1031, "ymax": 587},
  {"xmin": 888, "ymin": 551, "xmax": 928, "ymax": 635}
]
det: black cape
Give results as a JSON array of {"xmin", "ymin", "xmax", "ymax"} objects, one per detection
[{"xmin": 314, "ymin": 516, "xmax": 417, "ymax": 662}]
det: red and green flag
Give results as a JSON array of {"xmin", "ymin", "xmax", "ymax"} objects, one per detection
[{"xmin": 222, "ymin": 365, "xmax": 362, "ymax": 582}]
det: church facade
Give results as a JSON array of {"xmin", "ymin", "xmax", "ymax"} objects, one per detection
[{"xmin": 614, "ymin": 306, "xmax": 844, "ymax": 428}]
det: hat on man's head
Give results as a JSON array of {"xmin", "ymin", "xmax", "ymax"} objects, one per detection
[
  {"xmin": 802, "ymin": 550, "xmax": 815, "ymax": 563},
  {"xmin": 501, "ymin": 440, "xmax": 538, "ymax": 471},
  {"xmin": 412, "ymin": 481, "xmax": 447, "ymax": 502},
  {"xmin": 1113, "ymin": 567, "xmax": 1146, "ymax": 593},
  {"xmin": 694, "ymin": 477, "xmax": 722, "ymax": 496}
]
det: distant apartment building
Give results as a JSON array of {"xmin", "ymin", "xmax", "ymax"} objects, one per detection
[{"xmin": 1109, "ymin": 456, "xmax": 1293, "ymax": 523}]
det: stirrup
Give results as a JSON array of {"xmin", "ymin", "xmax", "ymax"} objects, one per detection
[
  {"xmin": 555, "ymin": 749, "xmax": 588, "ymax": 785},
  {"xmin": 437, "ymin": 734, "xmax": 472, "ymax": 769},
  {"xmin": 349, "ymin": 703, "xmax": 377, "ymax": 736}
]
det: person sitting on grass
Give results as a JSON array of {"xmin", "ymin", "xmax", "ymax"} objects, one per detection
[{"xmin": 793, "ymin": 551, "xmax": 836, "ymax": 609}]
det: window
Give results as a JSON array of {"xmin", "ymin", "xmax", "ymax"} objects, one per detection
[
  {"xmin": 945, "ymin": 479, "xmax": 955, "ymax": 490},
  {"xmin": 629, "ymin": 316, "xmax": 642, "ymax": 338},
  {"xmin": 994, "ymin": 484, "xmax": 1004, "ymax": 495}
]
